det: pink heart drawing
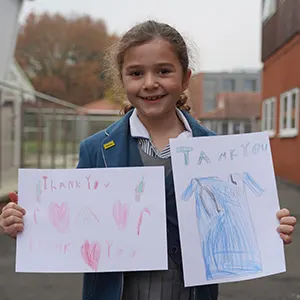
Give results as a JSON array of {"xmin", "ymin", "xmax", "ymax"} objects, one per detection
[
  {"xmin": 48, "ymin": 202, "xmax": 70, "ymax": 233},
  {"xmin": 81, "ymin": 240, "xmax": 101, "ymax": 271},
  {"xmin": 113, "ymin": 201, "xmax": 129, "ymax": 230}
]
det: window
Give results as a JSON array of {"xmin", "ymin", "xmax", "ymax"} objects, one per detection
[
  {"xmin": 227, "ymin": 121, "xmax": 245, "ymax": 134},
  {"xmin": 221, "ymin": 122, "xmax": 228, "ymax": 135},
  {"xmin": 202, "ymin": 120, "xmax": 218, "ymax": 133},
  {"xmin": 233, "ymin": 122, "xmax": 241, "ymax": 134},
  {"xmin": 203, "ymin": 99, "xmax": 216, "ymax": 112},
  {"xmin": 223, "ymin": 79, "xmax": 235, "ymax": 92},
  {"xmin": 244, "ymin": 122, "xmax": 252, "ymax": 133},
  {"xmin": 244, "ymin": 79, "xmax": 257, "ymax": 92},
  {"xmin": 262, "ymin": 0, "xmax": 277, "ymax": 22},
  {"xmin": 262, "ymin": 97, "xmax": 276, "ymax": 137},
  {"xmin": 279, "ymin": 88, "xmax": 299, "ymax": 137},
  {"xmin": 210, "ymin": 121, "xmax": 218, "ymax": 133}
]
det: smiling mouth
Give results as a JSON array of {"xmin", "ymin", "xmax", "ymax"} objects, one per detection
[{"xmin": 140, "ymin": 95, "xmax": 167, "ymax": 101}]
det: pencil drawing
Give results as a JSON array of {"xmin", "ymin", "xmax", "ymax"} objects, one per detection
[
  {"xmin": 76, "ymin": 206, "xmax": 100, "ymax": 227},
  {"xmin": 135, "ymin": 177, "xmax": 145, "ymax": 202},
  {"xmin": 137, "ymin": 208, "xmax": 151, "ymax": 236},
  {"xmin": 36, "ymin": 181, "xmax": 42, "ymax": 203},
  {"xmin": 182, "ymin": 172, "xmax": 264, "ymax": 280},
  {"xmin": 81, "ymin": 240, "xmax": 101, "ymax": 271},
  {"xmin": 113, "ymin": 200, "xmax": 130, "ymax": 231},
  {"xmin": 48, "ymin": 202, "xmax": 70, "ymax": 233}
]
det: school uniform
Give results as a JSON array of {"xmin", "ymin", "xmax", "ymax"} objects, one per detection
[{"xmin": 77, "ymin": 108, "xmax": 218, "ymax": 300}]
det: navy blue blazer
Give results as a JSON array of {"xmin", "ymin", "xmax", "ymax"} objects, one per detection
[{"xmin": 77, "ymin": 109, "xmax": 217, "ymax": 300}]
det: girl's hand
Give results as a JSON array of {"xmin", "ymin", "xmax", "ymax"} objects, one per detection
[
  {"xmin": 276, "ymin": 208, "xmax": 296, "ymax": 245},
  {"xmin": 0, "ymin": 192, "xmax": 26, "ymax": 238}
]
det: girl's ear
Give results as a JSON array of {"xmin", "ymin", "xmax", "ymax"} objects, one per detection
[{"xmin": 182, "ymin": 68, "xmax": 192, "ymax": 91}]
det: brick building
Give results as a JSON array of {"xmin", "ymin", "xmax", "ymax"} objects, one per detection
[
  {"xmin": 188, "ymin": 71, "xmax": 261, "ymax": 119},
  {"xmin": 261, "ymin": 0, "xmax": 300, "ymax": 184},
  {"xmin": 200, "ymin": 92, "xmax": 261, "ymax": 135}
]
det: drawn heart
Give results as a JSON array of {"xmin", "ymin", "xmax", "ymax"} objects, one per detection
[
  {"xmin": 48, "ymin": 202, "xmax": 70, "ymax": 233},
  {"xmin": 81, "ymin": 240, "xmax": 101, "ymax": 271},
  {"xmin": 113, "ymin": 201, "xmax": 129, "ymax": 230}
]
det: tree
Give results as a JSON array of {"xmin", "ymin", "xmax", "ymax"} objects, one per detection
[{"xmin": 15, "ymin": 13, "xmax": 117, "ymax": 106}]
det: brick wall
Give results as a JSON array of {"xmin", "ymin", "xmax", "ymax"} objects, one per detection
[{"xmin": 262, "ymin": 34, "xmax": 300, "ymax": 184}]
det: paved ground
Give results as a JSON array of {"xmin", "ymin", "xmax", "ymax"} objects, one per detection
[{"xmin": 0, "ymin": 178, "xmax": 299, "ymax": 300}]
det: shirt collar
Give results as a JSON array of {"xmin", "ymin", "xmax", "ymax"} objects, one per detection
[{"xmin": 129, "ymin": 108, "xmax": 192, "ymax": 139}]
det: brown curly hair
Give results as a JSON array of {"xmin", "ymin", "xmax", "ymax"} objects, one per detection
[{"xmin": 104, "ymin": 20, "xmax": 191, "ymax": 114}]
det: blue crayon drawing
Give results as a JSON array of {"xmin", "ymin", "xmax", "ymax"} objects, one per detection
[
  {"xmin": 176, "ymin": 147, "xmax": 193, "ymax": 166},
  {"xmin": 182, "ymin": 172, "xmax": 264, "ymax": 280}
]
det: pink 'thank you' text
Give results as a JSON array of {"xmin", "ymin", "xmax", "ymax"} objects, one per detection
[{"xmin": 41, "ymin": 174, "xmax": 103, "ymax": 192}]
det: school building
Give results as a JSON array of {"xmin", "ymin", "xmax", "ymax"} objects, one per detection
[
  {"xmin": 261, "ymin": 0, "xmax": 300, "ymax": 185},
  {"xmin": 188, "ymin": 71, "xmax": 261, "ymax": 119}
]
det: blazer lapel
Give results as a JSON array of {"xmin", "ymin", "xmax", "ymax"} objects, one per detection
[
  {"xmin": 101, "ymin": 112, "xmax": 132, "ymax": 168},
  {"xmin": 101, "ymin": 110, "xmax": 143, "ymax": 168},
  {"xmin": 182, "ymin": 110, "xmax": 216, "ymax": 137}
]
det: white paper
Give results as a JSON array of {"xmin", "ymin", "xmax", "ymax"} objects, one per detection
[
  {"xmin": 170, "ymin": 132, "xmax": 286, "ymax": 287},
  {"xmin": 16, "ymin": 167, "xmax": 168, "ymax": 273}
]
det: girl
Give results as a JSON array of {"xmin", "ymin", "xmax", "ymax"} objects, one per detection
[{"xmin": 0, "ymin": 20, "xmax": 296, "ymax": 300}]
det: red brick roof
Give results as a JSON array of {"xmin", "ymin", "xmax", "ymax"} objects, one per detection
[{"xmin": 200, "ymin": 92, "xmax": 261, "ymax": 120}]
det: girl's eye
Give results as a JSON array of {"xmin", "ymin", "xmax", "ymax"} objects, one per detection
[
  {"xmin": 159, "ymin": 69, "xmax": 171, "ymax": 75},
  {"xmin": 130, "ymin": 71, "xmax": 143, "ymax": 77}
]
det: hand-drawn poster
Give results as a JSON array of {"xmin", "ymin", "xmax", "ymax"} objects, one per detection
[
  {"xmin": 16, "ymin": 167, "xmax": 167, "ymax": 273},
  {"xmin": 170, "ymin": 132, "xmax": 286, "ymax": 287}
]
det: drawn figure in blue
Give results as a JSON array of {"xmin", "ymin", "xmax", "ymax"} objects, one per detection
[{"xmin": 182, "ymin": 172, "xmax": 265, "ymax": 280}]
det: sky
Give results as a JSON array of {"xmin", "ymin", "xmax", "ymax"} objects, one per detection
[{"xmin": 19, "ymin": 0, "xmax": 263, "ymax": 72}]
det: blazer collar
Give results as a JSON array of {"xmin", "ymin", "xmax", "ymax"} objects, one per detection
[{"xmin": 101, "ymin": 109, "xmax": 213, "ymax": 167}]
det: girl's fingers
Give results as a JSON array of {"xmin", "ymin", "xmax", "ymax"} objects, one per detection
[
  {"xmin": 277, "ymin": 224, "xmax": 294, "ymax": 235},
  {"xmin": 3, "ymin": 215, "xmax": 24, "ymax": 227},
  {"xmin": 276, "ymin": 208, "xmax": 290, "ymax": 220},
  {"xmin": 280, "ymin": 216, "xmax": 297, "ymax": 226},
  {"xmin": 2, "ymin": 208, "xmax": 24, "ymax": 220},
  {"xmin": 2, "ymin": 202, "xmax": 26, "ymax": 215},
  {"xmin": 280, "ymin": 233, "xmax": 292, "ymax": 245}
]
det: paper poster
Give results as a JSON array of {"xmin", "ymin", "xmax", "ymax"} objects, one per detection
[
  {"xmin": 170, "ymin": 132, "xmax": 286, "ymax": 287},
  {"xmin": 16, "ymin": 167, "xmax": 167, "ymax": 273}
]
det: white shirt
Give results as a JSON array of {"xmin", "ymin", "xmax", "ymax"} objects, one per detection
[{"xmin": 129, "ymin": 108, "xmax": 192, "ymax": 159}]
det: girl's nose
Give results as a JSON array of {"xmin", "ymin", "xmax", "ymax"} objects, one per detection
[{"xmin": 143, "ymin": 73, "xmax": 158, "ymax": 90}]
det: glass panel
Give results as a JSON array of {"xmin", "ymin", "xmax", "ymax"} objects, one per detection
[
  {"xmin": 211, "ymin": 121, "xmax": 218, "ymax": 133},
  {"xmin": 283, "ymin": 96, "xmax": 288, "ymax": 129},
  {"xmin": 291, "ymin": 92, "xmax": 297, "ymax": 129},
  {"xmin": 244, "ymin": 122, "xmax": 251, "ymax": 133},
  {"xmin": 263, "ymin": 102, "xmax": 268, "ymax": 130},
  {"xmin": 244, "ymin": 79, "xmax": 257, "ymax": 92},
  {"xmin": 270, "ymin": 101, "xmax": 274, "ymax": 130},
  {"xmin": 233, "ymin": 122, "xmax": 241, "ymax": 134},
  {"xmin": 203, "ymin": 100, "xmax": 216, "ymax": 112},
  {"xmin": 221, "ymin": 122, "xmax": 228, "ymax": 135},
  {"xmin": 223, "ymin": 79, "xmax": 235, "ymax": 92}
]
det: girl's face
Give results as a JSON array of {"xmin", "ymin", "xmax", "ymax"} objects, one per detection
[{"xmin": 121, "ymin": 38, "xmax": 191, "ymax": 120}]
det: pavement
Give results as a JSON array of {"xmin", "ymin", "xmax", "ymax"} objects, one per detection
[{"xmin": 0, "ymin": 178, "xmax": 299, "ymax": 300}]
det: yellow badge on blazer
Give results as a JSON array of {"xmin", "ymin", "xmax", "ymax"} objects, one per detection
[{"xmin": 103, "ymin": 141, "xmax": 115, "ymax": 149}]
